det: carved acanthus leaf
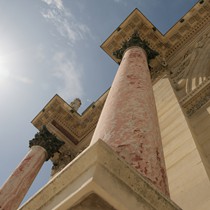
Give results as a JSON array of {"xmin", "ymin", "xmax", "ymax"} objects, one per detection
[
  {"xmin": 29, "ymin": 126, "xmax": 65, "ymax": 161},
  {"xmin": 113, "ymin": 31, "xmax": 159, "ymax": 63}
]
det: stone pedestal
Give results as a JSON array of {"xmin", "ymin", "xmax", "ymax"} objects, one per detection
[
  {"xmin": 0, "ymin": 126, "xmax": 64, "ymax": 210},
  {"xmin": 19, "ymin": 140, "xmax": 181, "ymax": 210},
  {"xmin": 91, "ymin": 45, "xmax": 169, "ymax": 196}
]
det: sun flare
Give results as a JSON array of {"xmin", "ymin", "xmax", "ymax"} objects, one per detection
[{"xmin": 0, "ymin": 57, "xmax": 10, "ymax": 83}]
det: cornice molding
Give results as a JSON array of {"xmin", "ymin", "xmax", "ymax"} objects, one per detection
[
  {"xmin": 31, "ymin": 93, "xmax": 108, "ymax": 175},
  {"xmin": 101, "ymin": 1, "xmax": 210, "ymax": 82},
  {"xmin": 32, "ymin": 93, "xmax": 108, "ymax": 146}
]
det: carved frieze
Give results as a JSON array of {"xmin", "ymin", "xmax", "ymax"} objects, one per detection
[
  {"xmin": 179, "ymin": 78, "xmax": 210, "ymax": 117},
  {"xmin": 169, "ymin": 32, "xmax": 210, "ymax": 96},
  {"xmin": 169, "ymin": 30, "xmax": 210, "ymax": 116}
]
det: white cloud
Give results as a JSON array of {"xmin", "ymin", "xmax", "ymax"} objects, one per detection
[
  {"xmin": 40, "ymin": 0, "xmax": 92, "ymax": 101},
  {"xmin": 41, "ymin": 0, "xmax": 91, "ymax": 45},
  {"xmin": 52, "ymin": 52, "xmax": 83, "ymax": 99},
  {"xmin": 41, "ymin": 0, "xmax": 64, "ymax": 10}
]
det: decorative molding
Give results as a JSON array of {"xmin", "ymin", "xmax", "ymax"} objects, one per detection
[
  {"xmin": 32, "ymin": 95, "xmax": 106, "ymax": 142},
  {"xmin": 113, "ymin": 31, "xmax": 159, "ymax": 62},
  {"xmin": 29, "ymin": 126, "xmax": 65, "ymax": 161},
  {"xmin": 101, "ymin": 1, "xmax": 210, "ymax": 82},
  {"xmin": 179, "ymin": 78, "xmax": 210, "ymax": 117},
  {"xmin": 169, "ymin": 31, "xmax": 210, "ymax": 94},
  {"xmin": 31, "ymin": 93, "xmax": 108, "ymax": 175},
  {"xmin": 51, "ymin": 120, "xmax": 79, "ymax": 145},
  {"xmin": 51, "ymin": 150, "xmax": 74, "ymax": 176}
]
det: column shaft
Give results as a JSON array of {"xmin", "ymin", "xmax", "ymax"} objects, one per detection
[
  {"xmin": 0, "ymin": 146, "xmax": 47, "ymax": 210},
  {"xmin": 91, "ymin": 47, "xmax": 169, "ymax": 196}
]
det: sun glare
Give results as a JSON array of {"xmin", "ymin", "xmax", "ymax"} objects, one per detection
[{"xmin": 0, "ymin": 57, "xmax": 10, "ymax": 84}]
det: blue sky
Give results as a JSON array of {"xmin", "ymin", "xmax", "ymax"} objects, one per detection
[{"xmin": 0, "ymin": 0, "xmax": 198, "ymax": 205}]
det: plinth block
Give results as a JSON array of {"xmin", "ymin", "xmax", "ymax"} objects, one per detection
[{"xmin": 19, "ymin": 140, "xmax": 181, "ymax": 210}]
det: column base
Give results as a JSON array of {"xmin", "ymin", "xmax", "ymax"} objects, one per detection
[{"xmin": 19, "ymin": 140, "xmax": 181, "ymax": 210}]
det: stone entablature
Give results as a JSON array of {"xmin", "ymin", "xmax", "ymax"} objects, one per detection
[
  {"xmin": 101, "ymin": 1, "xmax": 210, "ymax": 82},
  {"xmin": 32, "ymin": 92, "xmax": 108, "ymax": 175},
  {"xmin": 168, "ymin": 26, "xmax": 210, "ymax": 116},
  {"xmin": 169, "ymin": 31, "xmax": 210, "ymax": 92},
  {"xmin": 32, "ymin": 93, "xmax": 107, "ymax": 145}
]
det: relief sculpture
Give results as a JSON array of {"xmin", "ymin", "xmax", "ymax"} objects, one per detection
[{"xmin": 170, "ymin": 33, "xmax": 210, "ymax": 96}]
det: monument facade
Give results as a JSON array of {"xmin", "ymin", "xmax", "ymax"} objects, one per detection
[{"xmin": 1, "ymin": 1, "xmax": 210, "ymax": 210}]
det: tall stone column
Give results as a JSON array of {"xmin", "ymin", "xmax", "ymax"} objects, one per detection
[
  {"xmin": 91, "ymin": 32, "xmax": 169, "ymax": 196},
  {"xmin": 0, "ymin": 126, "xmax": 64, "ymax": 210}
]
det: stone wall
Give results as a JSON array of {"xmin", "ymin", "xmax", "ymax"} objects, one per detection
[{"xmin": 153, "ymin": 77, "xmax": 210, "ymax": 210}]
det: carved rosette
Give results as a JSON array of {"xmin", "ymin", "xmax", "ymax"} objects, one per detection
[
  {"xmin": 29, "ymin": 126, "xmax": 65, "ymax": 161},
  {"xmin": 113, "ymin": 31, "xmax": 159, "ymax": 63}
]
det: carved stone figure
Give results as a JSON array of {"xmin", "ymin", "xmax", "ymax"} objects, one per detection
[
  {"xmin": 170, "ymin": 33, "xmax": 210, "ymax": 96},
  {"xmin": 51, "ymin": 150, "xmax": 74, "ymax": 176},
  {"xmin": 70, "ymin": 98, "xmax": 82, "ymax": 111}
]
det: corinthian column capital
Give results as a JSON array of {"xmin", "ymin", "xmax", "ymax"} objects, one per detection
[
  {"xmin": 29, "ymin": 126, "xmax": 64, "ymax": 160},
  {"xmin": 113, "ymin": 31, "xmax": 159, "ymax": 62}
]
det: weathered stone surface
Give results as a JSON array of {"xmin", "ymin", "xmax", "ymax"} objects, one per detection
[
  {"xmin": 26, "ymin": 2, "xmax": 210, "ymax": 209},
  {"xmin": 70, "ymin": 193, "xmax": 116, "ymax": 210},
  {"xmin": 153, "ymin": 78, "xmax": 210, "ymax": 210},
  {"xmin": 0, "ymin": 146, "xmax": 47, "ymax": 210},
  {"xmin": 69, "ymin": 98, "xmax": 82, "ymax": 111},
  {"xmin": 169, "ymin": 32, "xmax": 210, "ymax": 98},
  {"xmin": 19, "ymin": 140, "xmax": 181, "ymax": 210},
  {"xmin": 91, "ymin": 46, "xmax": 169, "ymax": 196},
  {"xmin": 31, "ymin": 93, "xmax": 108, "ymax": 176}
]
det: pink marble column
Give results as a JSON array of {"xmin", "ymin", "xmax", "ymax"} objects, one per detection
[
  {"xmin": 0, "ymin": 146, "xmax": 47, "ymax": 210},
  {"xmin": 0, "ymin": 126, "xmax": 64, "ymax": 210},
  {"xmin": 91, "ymin": 36, "xmax": 169, "ymax": 196}
]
